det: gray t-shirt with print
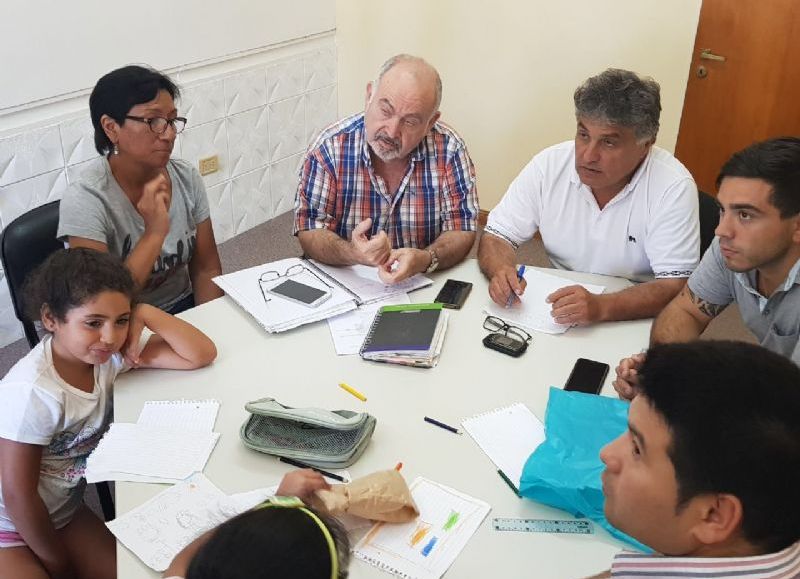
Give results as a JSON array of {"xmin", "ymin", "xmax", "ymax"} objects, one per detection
[
  {"xmin": 57, "ymin": 158, "xmax": 211, "ymax": 311},
  {"xmin": 688, "ymin": 237, "xmax": 800, "ymax": 365}
]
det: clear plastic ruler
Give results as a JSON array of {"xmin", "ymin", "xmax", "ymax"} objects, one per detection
[{"xmin": 492, "ymin": 517, "xmax": 593, "ymax": 534}]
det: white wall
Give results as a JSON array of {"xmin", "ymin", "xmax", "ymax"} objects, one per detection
[
  {"xmin": 336, "ymin": 0, "xmax": 702, "ymax": 209},
  {"xmin": 0, "ymin": 0, "xmax": 334, "ymax": 113}
]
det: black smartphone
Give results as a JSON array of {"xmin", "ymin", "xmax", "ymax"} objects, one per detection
[
  {"xmin": 434, "ymin": 279, "xmax": 473, "ymax": 309},
  {"xmin": 265, "ymin": 279, "xmax": 331, "ymax": 307},
  {"xmin": 483, "ymin": 333, "xmax": 528, "ymax": 357},
  {"xmin": 564, "ymin": 358, "xmax": 610, "ymax": 394}
]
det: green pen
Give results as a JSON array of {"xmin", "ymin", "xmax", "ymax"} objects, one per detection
[{"xmin": 497, "ymin": 469, "xmax": 521, "ymax": 498}]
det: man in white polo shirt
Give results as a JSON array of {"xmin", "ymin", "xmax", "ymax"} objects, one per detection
[{"xmin": 478, "ymin": 69, "xmax": 699, "ymax": 326}]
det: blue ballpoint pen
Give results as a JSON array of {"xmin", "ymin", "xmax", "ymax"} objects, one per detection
[{"xmin": 505, "ymin": 264, "xmax": 526, "ymax": 307}]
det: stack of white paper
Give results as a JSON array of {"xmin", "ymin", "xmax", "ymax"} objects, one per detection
[
  {"xmin": 85, "ymin": 399, "xmax": 221, "ymax": 484},
  {"xmin": 484, "ymin": 268, "xmax": 605, "ymax": 334},
  {"xmin": 85, "ymin": 424, "xmax": 219, "ymax": 484},
  {"xmin": 213, "ymin": 258, "xmax": 357, "ymax": 333}
]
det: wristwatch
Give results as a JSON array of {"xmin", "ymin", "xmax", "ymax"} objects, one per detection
[{"xmin": 425, "ymin": 248, "xmax": 439, "ymax": 273}]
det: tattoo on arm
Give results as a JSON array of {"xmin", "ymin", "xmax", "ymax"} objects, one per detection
[{"xmin": 686, "ymin": 287, "xmax": 727, "ymax": 318}]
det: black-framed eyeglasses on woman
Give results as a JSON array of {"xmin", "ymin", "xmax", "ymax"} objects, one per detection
[
  {"xmin": 125, "ymin": 115, "xmax": 187, "ymax": 134},
  {"xmin": 483, "ymin": 315, "xmax": 532, "ymax": 343}
]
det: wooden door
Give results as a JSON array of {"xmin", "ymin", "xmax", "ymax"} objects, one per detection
[{"xmin": 674, "ymin": 0, "xmax": 800, "ymax": 195}]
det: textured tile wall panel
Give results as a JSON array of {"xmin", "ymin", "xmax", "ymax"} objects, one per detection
[
  {"xmin": 0, "ymin": 125, "xmax": 63, "ymax": 186},
  {"xmin": 268, "ymin": 96, "xmax": 305, "ymax": 162},
  {"xmin": 224, "ymin": 68, "xmax": 268, "ymax": 116},
  {"xmin": 267, "ymin": 58, "xmax": 306, "ymax": 103},
  {"xmin": 0, "ymin": 275, "xmax": 24, "ymax": 346},
  {"xmin": 180, "ymin": 119, "xmax": 230, "ymax": 188},
  {"xmin": 305, "ymin": 85, "xmax": 337, "ymax": 147},
  {"xmin": 226, "ymin": 106, "xmax": 270, "ymax": 179},
  {"xmin": 0, "ymin": 169, "xmax": 67, "ymax": 229},
  {"xmin": 231, "ymin": 166, "xmax": 271, "ymax": 235},
  {"xmin": 304, "ymin": 49, "xmax": 337, "ymax": 92},
  {"xmin": 206, "ymin": 181, "xmax": 234, "ymax": 244},
  {"xmin": 269, "ymin": 153, "xmax": 303, "ymax": 217},
  {"xmin": 181, "ymin": 79, "xmax": 226, "ymax": 128},
  {"xmin": 59, "ymin": 116, "xmax": 99, "ymax": 167}
]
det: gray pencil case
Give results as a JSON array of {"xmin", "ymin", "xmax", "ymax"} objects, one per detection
[{"xmin": 240, "ymin": 397, "xmax": 377, "ymax": 469}]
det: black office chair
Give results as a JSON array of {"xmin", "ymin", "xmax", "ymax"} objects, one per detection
[
  {"xmin": 0, "ymin": 201, "xmax": 116, "ymax": 521},
  {"xmin": 698, "ymin": 190, "xmax": 719, "ymax": 256}
]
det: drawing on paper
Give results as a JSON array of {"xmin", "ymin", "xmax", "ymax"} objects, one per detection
[
  {"xmin": 409, "ymin": 521, "xmax": 431, "ymax": 547},
  {"xmin": 421, "ymin": 536, "xmax": 439, "ymax": 557},
  {"xmin": 442, "ymin": 510, "xmax": 460, "ymax": 531}
]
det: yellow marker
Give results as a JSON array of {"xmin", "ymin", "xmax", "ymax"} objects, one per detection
[{"xmin": 338, "ymin": 382, "xmax": 367, "ymax": 402}]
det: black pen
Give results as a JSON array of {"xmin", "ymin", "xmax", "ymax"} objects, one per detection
[
  {"xmin": 424, "ymin": 416, "xmax": 462, "ymax": 435},
  {"xmin": 279, "ymin": 456, "xmax": 345, "ymax": 482},
  {"xmin": 497, "ymin": 469, "xmax": 521, "ymax": 498}
]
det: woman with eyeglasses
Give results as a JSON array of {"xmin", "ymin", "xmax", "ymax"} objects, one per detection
[{"xmin": 57, "ymin": 65, "xmax": 223, "ymax": 314}]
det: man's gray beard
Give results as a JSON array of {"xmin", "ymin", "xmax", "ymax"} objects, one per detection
[{"xmin": 368, "ymin": 140, "xmax": 402, "ymax": 162}]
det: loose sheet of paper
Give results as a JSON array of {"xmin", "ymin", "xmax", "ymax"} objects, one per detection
[
  {"xmin": 327, "ymin": 294, "xmax": 411, "ymax": 355},
  {"xmin": 107, "ymin": 473, "xmax": 275, "ymax": 572},
  {"xmin": 85, "ymin": 423, "xmax": 219, "ymax": 483},
  {"xmin": 461, "ymin": 403, "xmax": 545, "ymax": 484},
  {"xmin": 484, "ymin": 268, "xmax": 605, "ymax": 334},
  {"xmin": 136, "ymin": 399, "xmax": 220, "ymax": 432},
  {"xmin": 354, "ymin": 477, "xmax": 490, "ymax": 579}
]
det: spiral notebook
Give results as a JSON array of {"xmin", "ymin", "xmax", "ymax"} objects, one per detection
[
  {"xmin": 354, "ymin": 477, "xmax": 490, "ymax": 579},
  {"xmin": 461, "ymin": 403, "xmax": 546, "ymax": 485},
  {"xmin": 360, "ymin": 303, "xmax": 448, "ymax": 368}
]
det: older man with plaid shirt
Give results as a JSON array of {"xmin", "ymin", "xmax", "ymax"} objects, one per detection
[{"xmin": 293, "ymin": 54, "xmax": 479, "ymax": 284}]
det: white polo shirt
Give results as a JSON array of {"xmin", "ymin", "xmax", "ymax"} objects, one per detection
[{"xmin": 485, "ymin": 141, "xmax": 700, "ymax": 281}]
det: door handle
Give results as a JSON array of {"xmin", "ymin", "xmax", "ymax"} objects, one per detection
[{"xmin": 700, "ymin": 48, "xmax": 726, "ymax": 62}]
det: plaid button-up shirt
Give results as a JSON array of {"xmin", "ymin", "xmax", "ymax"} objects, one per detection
[{"xmin": 293, "ymin": 113, "xmax": 479, "ymax": 249}]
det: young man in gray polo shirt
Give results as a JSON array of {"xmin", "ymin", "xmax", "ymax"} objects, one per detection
[{"xmin": 614, "ymin": 137, "xmax": 800, "ymax": 399}]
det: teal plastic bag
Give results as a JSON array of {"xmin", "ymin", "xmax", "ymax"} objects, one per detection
[{"xmin": 519, "ymin": 387, "xmax": 650, "ymax": 551}]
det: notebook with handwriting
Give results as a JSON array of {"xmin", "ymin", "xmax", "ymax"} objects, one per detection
[{"xmin": 461, "ymin": 403, "xmax": 545, "ymax": 484}]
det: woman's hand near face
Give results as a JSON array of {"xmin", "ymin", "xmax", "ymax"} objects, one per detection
[{"xmin": 138, "ymin": 173, "xmax": 172, "ymax": 239}]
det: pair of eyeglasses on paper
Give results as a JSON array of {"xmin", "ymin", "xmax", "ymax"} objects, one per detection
[
  {"xmin": 258, "ymin": 264, "xmax": 334, "ymax": 308},
  {"xmin": 483, "ymin": 316, "xmax": 532, "ymax": 343}
]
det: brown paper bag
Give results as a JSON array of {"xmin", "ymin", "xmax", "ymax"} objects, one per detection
[{"xmin": 311, "ymin": 469, "xmax": 419, "ymax": 523}]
